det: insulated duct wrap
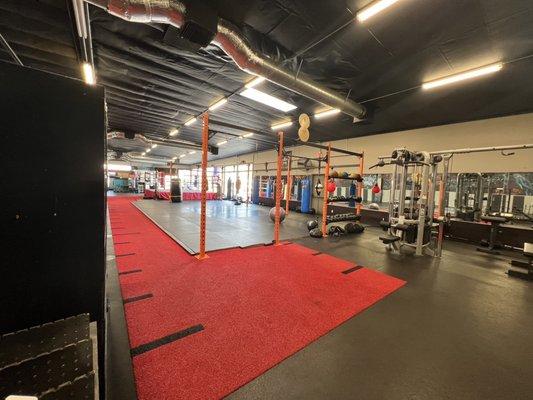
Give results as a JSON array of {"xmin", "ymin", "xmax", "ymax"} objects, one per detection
[{"xmin": 86, "ymin": 0, "xmax": 366, "ymax": 119}]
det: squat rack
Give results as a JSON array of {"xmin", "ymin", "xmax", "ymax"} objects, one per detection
[{"xmin": 273, "ymin": 133, "xmax": 365, "ymax": 244}]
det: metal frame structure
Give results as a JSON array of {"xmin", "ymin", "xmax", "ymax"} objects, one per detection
[
  {"xmin": 374, "ymin": 143, "xmax": 533, "ymax": 257},
  {"xmin": 273, "ymin": 137, "xmax": 365, "ymax": 241}
]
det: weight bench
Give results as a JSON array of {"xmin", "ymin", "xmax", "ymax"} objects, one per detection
[
  {"xmin": 476, "ymin": 215, "xmax": 507, "ymax": 255},
  {"xmin": 508, "ymin": 242, "xmax": 533, "ymax": 281},
  {"xmin": 379, "ymin": 234, "xmax": 401, "ymax": 245}
]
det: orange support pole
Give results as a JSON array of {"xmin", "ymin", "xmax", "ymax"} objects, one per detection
[
  {"xmin": 274, "ymin": 132, "xmax": 284, "ymax": 246},
  {"xmin": 285, "ymin": 155, "xmax": 292, "ymax": 216},
  {"xmin": 196, "ymin": 112, "xmax": 209, "ymax": 260},
  {"xmin": 356, "ymin": 151, "xmax": 364, "ymax": 215},
  {"xmin": 321, "ymin": 144, "xmax": 331, "ymax": 237}
]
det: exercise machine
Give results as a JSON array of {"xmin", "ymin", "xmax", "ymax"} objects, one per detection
[
  {"xmin": 508, "ymin": 242, "xmax": 533, "ymax": 281},
  {"xmin": 372, "ymin": 148, "xmax": 442, "ymax": 256}
]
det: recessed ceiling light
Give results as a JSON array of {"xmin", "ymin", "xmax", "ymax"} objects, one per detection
[
  {"xmin": 169, "ymin": 128, "xmax": 179, "ymax": 136},
  {"xmin": 243, "ymin": 132, "xmax": 254, "ymax": 138},
  {"xmin": 82, "ymin": 62, "xmax": 95, "ymax": 85},
  {"xmin": 357, "ymin": 0, "xmax": 402, "ymax": 22},
  {"xmin": 245, "ymin": 76, "xmax": 266, "ymax": 89},
  {"xmin": 146, "ymin": 148, "xmax": 151, "ymax": 153},
  {"xmin": 217, "ymin": 140, "xmax": 228, "ymax": 146},
  {"xmin": 151, "ymin": 144, "xmax": 157, "ymax": 149},
  {"xmin": 142, "ymin": 152, "xmax": 146, "ymax": 156},
  {"xmin": 240, "ymin": 88, "xmax": 297, "ymax": 112},
  {"xmin": 422, "ymin": 63, "xmax": 503, "ymax": 90},
  {"xmin": 271, "ymin": 121, "xmax": 293, "ymax": 130},
  {"xmin": 209, "ymin": 98, "xmax": 228, "ymax": 111},
  {"xmin": 189, "ymin": 151, "xmax": 196, "ymax": 155},
  {"xmin": 184, "ymin": 117, "xmax": 196, "ymax": 126},
  {"xmin": 314, "ymin": 109, "xmax": 341, "ymax": 119}
]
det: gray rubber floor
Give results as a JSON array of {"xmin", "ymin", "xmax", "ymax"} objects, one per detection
[
  {"xmin": 226, "ymin": 227, "xmax": 533, "ymax": 400},
  {"xmin": 133, "ymin": 199, "xmax": 311, "ymax": 254}
]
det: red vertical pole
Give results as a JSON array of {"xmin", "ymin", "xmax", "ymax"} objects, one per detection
[
  {"xmin": 321, "ymin": 144, "xmax": 331, "ymax": 237},
  {"xmin": 285, "ymin": 155, "xmax": 292, "ymax": 216},
  {"xmin": 274, "ymin": 132, "xmax": 284, "ymax": 246},
  {"xmin": 196, "ymin": 112, "xmax": 209, "ymax": 260},
  {"xmin": 356, "ymin": 151, "xmax": 364, "ymax": 215}
]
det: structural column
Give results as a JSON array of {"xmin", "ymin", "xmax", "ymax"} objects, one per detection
[
  {"xmin": 274, "ymin": 132, "xmax": 284, "ymax": 245},
  {"xmin": 321, "ymin": 144, "xmax": 331, "ymax": 237},
  {"xmin": 197, "ymin": 112, "xmax": 209, "ymax": 260}
]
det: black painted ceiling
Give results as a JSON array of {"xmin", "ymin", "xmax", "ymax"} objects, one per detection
[{"xmin": 1, "ymin": 0, "xmax": 533, "ymax": 165}]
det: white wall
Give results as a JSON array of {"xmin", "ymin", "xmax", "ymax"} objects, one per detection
[{"xmin": 210, "ymin": 113, "xmax": 533, "ymax": 175}]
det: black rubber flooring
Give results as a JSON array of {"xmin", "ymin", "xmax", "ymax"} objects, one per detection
[
  {"xmin": 226, "ymin": 227, "xmax": 533, "ymax": 400},
  {"xmin": 133, "ymin": 200, "xmax": 311, "ymax": 254}
]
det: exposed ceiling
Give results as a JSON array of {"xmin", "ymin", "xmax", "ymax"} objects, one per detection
[{"xmin": 1, "ymin": 0, "xmax": 533, "ymax": 165}]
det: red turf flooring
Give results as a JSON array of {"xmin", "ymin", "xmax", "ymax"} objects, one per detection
[{"xmin": 108, "ymin": 197, "xmax": 405, "ymax": 400}]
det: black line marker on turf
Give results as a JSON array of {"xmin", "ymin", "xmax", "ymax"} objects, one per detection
[
  {"xmin": 119, "ymin": 269, "xmax": 142, "ymax": 275},
  {"xmin": 123, "ymin": 293, "xmax": 153, "ymax": 304},
  {"xmin": 130, "ymin": 324, "xmax": 205, "ymax": 357},
  {"xmin": 116, "ymin": 253, "xmax": 136, "ymax": 258},
  {"xmin": 312, "ymin": 252, "xmax": 322, "ymax": 256},
  {"xmin": 342, "ymin": 266, "xmax": 363, "ymax": 275},
  {"xmin": 114, "ymin": 241, "xmax": 131, "ymax": 245},
  {"xmin": 114, "ymin": 232, "xmax": 141, "ymax": 236}
]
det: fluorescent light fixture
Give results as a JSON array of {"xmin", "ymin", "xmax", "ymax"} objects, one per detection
[
  {"xmin": 169, "ymin": 128, "xmax": 179, "ymax": 136},
  {"xmin": 240, "ymin": 88, "xmax": 297, "ymax": 112},
  {"xmin": 142, "ymin": 152, "xmax": 146, "ymax": 156},
  {"xmin": 146, "ymin": 148, "xmax": 151, "ymax": 153},
  {"xmin": 107, "ymin": 163, "xmax": 132, "ymax": 172},
  {"xmin": 422, "ymin": 63, "xmax": 503, "ymax": 90},
  {"xmin": 245, "ymin": 76, "xmax": 266, "ymax": 88},
  {"xmin": 179, "ymin": 154, "xmax": 186, "ymax": 158},
  {"xmin": 209, "ymin": 98, "xmax": 228, "ymax": 111},
  {"xmin": 314, "ymin": 108, "xmax": 341, "ymax": 119},
  {"xmin": 82, "ymin": 62, "xmax": 95, "ymax": 85},
  {"xmin": 188, "ymin": 151, "xmax": 196, "ymax": 155},
  {"xmin": 271, "ymin": 121, "xmax": 293, "ymax": 131},
  {"xmin": 151, "ymin": 144, "xmax": 157, "ymax": 149},
  {"xmin": 357, "ymin": 0, "xmax": 401, "ymax": 22},
  {"xmin": 243, "ymin": 132, "xmax": 254, "ymax": 138},
  {"xmin": 217, "ymin": 140, "xmax": 228, "ymax": 146},
  {"xmin": 172, "ymin": 156, "xmax": 177, "ymax": 160},
  {"xmin": 184, "ymin": 117, "xmax": 196, "ymax": 126}
]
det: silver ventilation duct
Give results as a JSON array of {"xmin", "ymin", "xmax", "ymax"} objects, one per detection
[
  {"xmin": 107, "ymin": 131, "xmax": 201, "ymax": 150},
  {"xmin": 86, "ymin": 0, "xmax": 366, "ymax": 120}
]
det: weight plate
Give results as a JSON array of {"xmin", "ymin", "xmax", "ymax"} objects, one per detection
[
  {"xmin": 298, "ymin": 126, "xmax": 310, "ymax": 142},
  {"xmin": 298, "ymin": 113, "xmax": 311, "ymax": 128}
]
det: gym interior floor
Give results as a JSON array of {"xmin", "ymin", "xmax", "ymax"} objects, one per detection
[{"xmin": 109, "ymin": 197, "xmax": 533, "ymax": 400}]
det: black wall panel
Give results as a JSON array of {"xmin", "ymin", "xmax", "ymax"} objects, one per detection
[{"xmin": 0, "ymin": 62, "xmax": 106, "ymax": 334}]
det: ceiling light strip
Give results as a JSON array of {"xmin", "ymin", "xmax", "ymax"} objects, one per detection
[
  {"xmin": 357, "ymin": 0, "xmax": 401, "ymax": 22},
  {"xmin": 422, "ymin": 63, "xmax": 503, "ymax": 90}
]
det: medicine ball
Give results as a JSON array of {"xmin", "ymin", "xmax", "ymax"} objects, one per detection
[
  {"xmin": 372, "ymin": 183, "xmax": 381, "ymax": 194},
  {"xmin": 344, "ymin": 222, "xmax": 356, "ymax": 233},
  {"xmin": 353, "ymin": 223, "xmax": 365, "ymax": 234},
  {"xmin": 307, "ymin": 220, "xmax": 318, "ymax": 231},
  {"xmin": 327, "ymin": 180, "xmax": 337, "ymax": 193},
  {"xmin": 368, "ymin": 203, "xmax": 380, "ymax": 210},
  {"xmin": 269, "ymin": 207, "xmax": 286, "ymax": 222},
  {"xmin": 342, "ymin": 172, "xmax": 349, "ymax": 178},
  {"xmin": 330, "ymin": 170, "xmax": 339, "ymax": 178},
  {"xmin": 309, "ymin": 228, "xmax": 323, "ymax": 238}
]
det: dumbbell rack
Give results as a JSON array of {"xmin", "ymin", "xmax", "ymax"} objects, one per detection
[{"xmin": 0, "ymin": 314, "xmax": 95, "ymax": 399}]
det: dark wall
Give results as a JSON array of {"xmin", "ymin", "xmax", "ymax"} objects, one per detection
[{"xmin": 0, "ymin": 62, "xmax": 106, "ymax": 333}]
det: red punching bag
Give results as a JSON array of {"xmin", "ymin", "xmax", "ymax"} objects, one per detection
[
  {"xmin": 372, "ymin": 183, "xmax": 381, "ymax": 194},
  {"xmin": 327, "ymin": 180, "xmax": 337, "ymax": 193}
]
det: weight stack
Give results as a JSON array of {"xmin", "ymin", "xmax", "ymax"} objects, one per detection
[{"xmin": 170, "ymin": 179, "xmax": 182, "ymax": 203}]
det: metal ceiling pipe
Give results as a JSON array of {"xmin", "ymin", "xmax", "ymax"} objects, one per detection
[
  {"xmin": 107, "ymin": 131, "xmax": 201, "ymax": 150},
  {"xmin": 85, "ymin": 0, "xmax": 366, "ymax": 119}
]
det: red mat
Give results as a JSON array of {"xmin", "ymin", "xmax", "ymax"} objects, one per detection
[{"xmin": 108, "ymin": 197, "xmax": 405, "ymax": 400}]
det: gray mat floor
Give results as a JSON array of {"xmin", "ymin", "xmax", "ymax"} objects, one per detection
[{"xmin": 133, "ymin": 199, "xmax": 311, "ymax": 254}]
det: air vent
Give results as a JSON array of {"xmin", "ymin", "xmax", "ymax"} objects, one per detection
[{"xmin": 180, "ymin": 2, "xmax": 217, "ymax": 47}]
